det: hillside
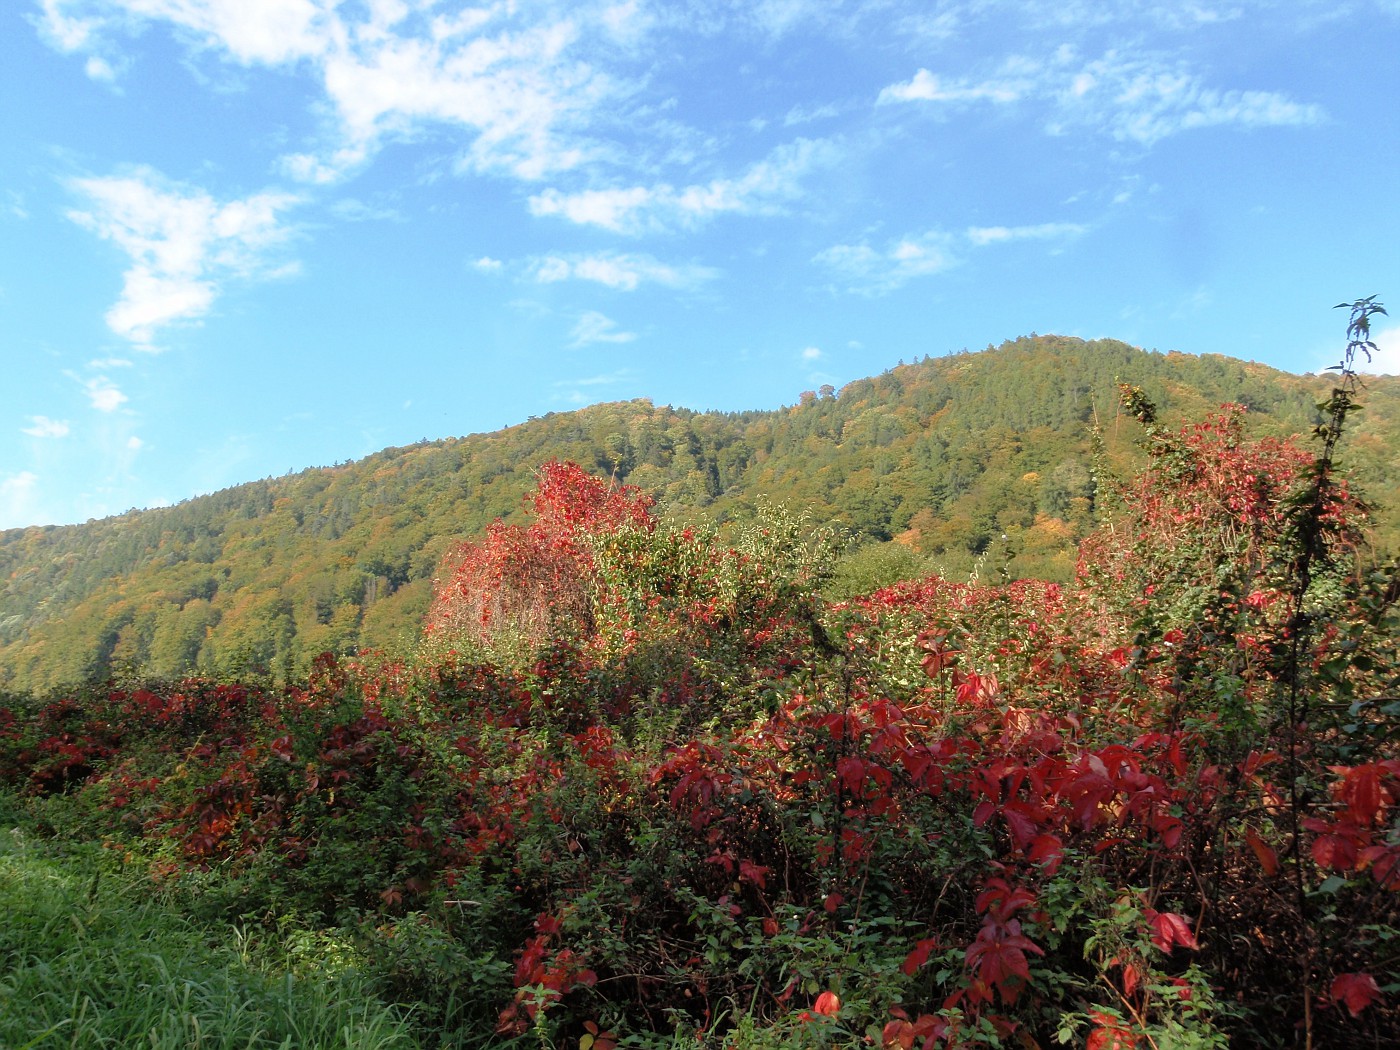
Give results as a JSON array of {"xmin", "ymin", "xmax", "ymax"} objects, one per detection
[{"xmin": 2, "ymin": 334, "xmax": 1397, "ymax": 692}]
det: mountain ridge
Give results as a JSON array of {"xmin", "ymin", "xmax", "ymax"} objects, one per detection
[{"xmin": 3, "ymin": 334, "xmax": 1396, "ymax": 692}]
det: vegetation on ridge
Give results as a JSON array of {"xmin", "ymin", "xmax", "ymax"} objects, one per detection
[{"xmin": 2, "ymin": 334, "xmax": 1398, "ymax": 694}]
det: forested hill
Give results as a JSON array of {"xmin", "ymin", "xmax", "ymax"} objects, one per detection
[{"xmin": 3, "ymin": 334, "xmax": 1397, "ymax": 692}]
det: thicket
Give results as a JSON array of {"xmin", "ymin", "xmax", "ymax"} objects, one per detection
[{"xmin": 1, "ymin": 306, "xmax": 1396, "ymax": 1048}]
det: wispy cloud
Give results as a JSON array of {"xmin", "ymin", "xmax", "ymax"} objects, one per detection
[
  {"xmin": 39, "ymin": 0, "xmax": 331, "ymax": 67},
  {"xmin": 1060, "ymin": 50, "xmax": 1325, "ymax": 144},
  {"xmin": 878, "ymin": 47, "xmax": 1323, "ymax": 146},
  {"xmin": 328, "ymin": 197, "xmax": 403, "ymax": 222},
  {"xmin": 22, "ymin": 416, "xmax": 71, "ymax": 438},
  {"xmin": 878, "ymin": 67, "xmax": 1028, "ymax": 105},
  {"xmin": 817, "ymin": 220, "xmax": 1086, "ymax": 294},
  {"xmin": 530, "ymin": 252, "xmax": 718, "ymax": 291},
  {"xmin": 36, "ymin": 0, "xmax": 1337, "ymax": 203},
  {"xmin": 528, "ymin": 138, "xmax": 839, "ymax": 234},
  {"xmin": 66, "ymin": 166, "xmax": 300, "ymax": 347},
  {"xmin": 966, "ymin": 222, "xmax": 1087, "ymax": 246},
  {"xmin": 784, "ymin": 102, "xmax": 843, "ymax": 126},
  {"xmin": 0, "ymin": 471, "xmax": 41, "ymax": 530},
  {"xmin": 570, "ymin": 310, "xmax": 636, "ymax": 347},
  {"xmin": 2, "ymin": 190, "xmax": 27, "ymax": 221},
  {"xmin": 551, "ymin": 368, "xmax": 635, "ymax": 405},
  {"xmin": 40, "ymin": 0, "xmax": 629, "ymax": 183},
  {"xmin": 814, "ymin": 231, "xmax": 959, "ymax": 295}
]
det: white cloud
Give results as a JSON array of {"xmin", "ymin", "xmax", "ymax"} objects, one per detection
[
  {"xmin": 817, "ymin": 219, "xmax": 1086, "ymax": 294},
  {"xmin": 41, "ymin": 0, "xmax": 330, "ymax": 66},
  {"xmin": 0, "ymin": 471, "xmax": 41, "ymax": 530},
  {"xmin": 84, "ymin": 54, "xmax": 116, "ymax": 80},
  {"xmin": 965, "ymin": 222, "xmax": 1086, "ymax": 246},
  {"xmin": 328, "ymin": 197, "xmax": 403, "ymax": 222},
  {"xmin": 878, "ymin": 48, "xmax": 1323, "ymax": 146},
  {"xmin": 319, "ymin": 19, "xmax": 608, "ymax": 181},
  {"xmin": 473, "ymin": 256, "xmax": 504, "ymax": 272},
  {"xmin": 1358, "ymin": 322, "xmax": 1400, "ymax": 375},
  {"xmin": 36, "ymin": 0, "xmax": 99, "ymax": 51},
  {"xmin": 878, "ymin": 68, "xmax": 1027, "ymax": 105},
  {"xmin": 83, "ymin": 376, "xmax": 128, "ymax": 412},
  {"xmin": 127, "ymin": 435, "xmax": 144, "ymax": 450},
  {"xmin": 2, "ymin": 190, "xmax": 28, "ymax": 222},
  {"xmin": 1073, "ymin": 52, "xmax": 1325, "ymax": 144},
  {"xmin": 530, "ymin": 252, "xmax": 717, "ymax": 291},
  {"xmin": 22, "ymin": 416, "xmax": 71, "ymax": 438},
  {"xmin": 551, "ymin": 368, "xmax": 635, "ymax": 405},
  {"xmin": 529, "ymin": 185, "xmax": 656, "ymax": 232},
  {"xmin": 748, "ymin": 0, "xmax": 826, "ymax": 36},
  {"xmin": 801, "ymin": 346, "xmax": 823, "ymax": 360},
  {"xmin": 570, "ymin": 310, "xmax": 636, "ymax": 347},
  {"xmin": 815, "ymin": 231, "xmax": 959, "ymax": 295},
  {"xmin": 40, "ymin": 1, "xmax": 625, "ymax": 184},
  {"xmin": 527, "ymin": 138, "xmax": 839, "ymax": 234},
  {"xmin": 783, "ymin": 102, "xmax": 841, "ymax": 126},
  {"xmin": 67, "ymin": 167, "xmax": 299, "ymax": 347}
]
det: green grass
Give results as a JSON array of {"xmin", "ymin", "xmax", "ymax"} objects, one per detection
[{"xmin": 0, "ymin": 804, "xmax": 421, "ymax": 1050}]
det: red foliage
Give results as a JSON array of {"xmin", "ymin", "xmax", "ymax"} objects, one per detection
[
  {"xmin": 1330, "ymin": 973, "xmax": 1382, "ymax": 1018},
  {"xmin": 425, "ymin": 462, "xmax": 654, "ymax": 653}
]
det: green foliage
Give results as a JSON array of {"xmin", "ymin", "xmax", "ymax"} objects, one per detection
[{"xmin": 4, "ymin": 337, "xmax": 1400, "ymax": 692}]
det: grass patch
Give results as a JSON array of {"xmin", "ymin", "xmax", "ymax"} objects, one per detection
[{"xmin": 0, "ymin": 800, "xmax": 420, "ymax": 1050}]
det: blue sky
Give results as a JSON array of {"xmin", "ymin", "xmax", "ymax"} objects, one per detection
[{"xmin": 3, "ymin": 0, "xmax": 1398, "ymax": 529}]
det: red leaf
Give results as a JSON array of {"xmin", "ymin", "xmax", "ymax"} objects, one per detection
[
  {"xmin": 813, "ymin": 991, "xmax": 841, "ymax": 1017},
  {"xmin": 1145, "ymin": 909, "xmax": 1198, "ymax": 953},
  {"xmin": 1311, "ymin": 829, "xmax": 1359, "ymax": 871},
  {"xmin": 1028, "ymin": 833, "xmax": 1063, "ymax": 873},
  {"xmin": 965, "ymin": 917, "xmax": 1043, "ymax": 1000},
  {"xmin": 1086, "ymin": 1013, "xmax": 1137, "ymax": 1050},
  {"xmin": 1121, "ymin": 960, "xmax": 1141, "ymax": 998},
  {"xmin": 1331, "ymin": 972, "xmax": 1382, "ymax": 1018},
  {"xmin": 974, "ymin": 878, "xmax": 1036, "ymax": 922},
  {"xmin": 999, "ymin": 801, "xmax": 1039, "ymax": 847},
  {"xmin": 738, "ymin": 859, "xmax": 770, "ymax": 889},
  {"xmin": 901, "ymin": 937, "xmax": 939, "ymax": 976},
  {"xmin": 1360, "ymin": 844, "xmax": 1400, "ymax": 890},
  {"xmin": 882, "ymin": 1020, "xmax": 913, "ymax": 1050},
  {"xmin": 1245, "ymin": 827, "xmax": 1280, "ymax": 876},
  {"xmin": 1333, "ymin": 764, "xmax": 1386, "ymax": 825}
]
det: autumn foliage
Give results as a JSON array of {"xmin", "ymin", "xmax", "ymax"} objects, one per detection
[
  {"xmin": 2, "ymin": 380, "xmax": 1397, "ymax": 1048},
  {"xmin": 424, "ymin": 462, "xmax": 656, "ymax": 660}
]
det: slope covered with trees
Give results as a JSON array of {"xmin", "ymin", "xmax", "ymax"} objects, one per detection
[{"xmin": 2, "ymin": 335, "xmax": 1397, "ymax": 692}]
